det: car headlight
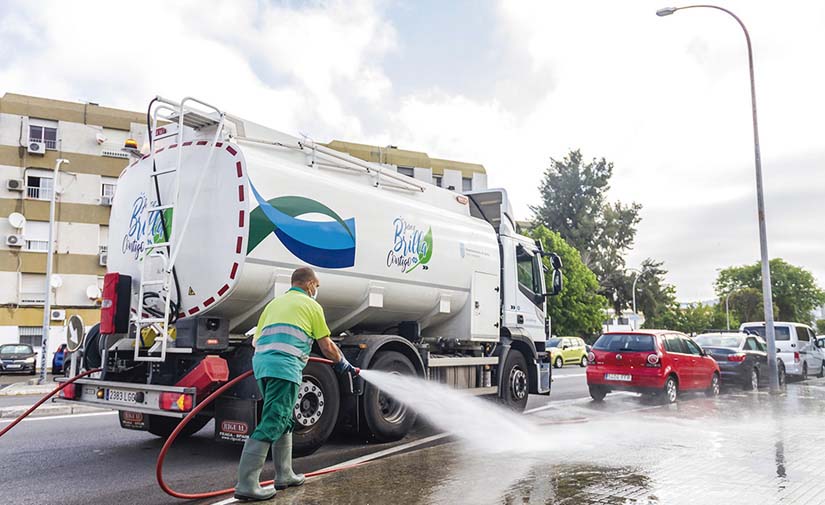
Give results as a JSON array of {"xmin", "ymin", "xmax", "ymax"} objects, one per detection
[{"xmin": 24, "ymin": 357, "xmax": 36, "ymax": 363}]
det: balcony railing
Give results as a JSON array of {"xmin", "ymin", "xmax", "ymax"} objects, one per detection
[
  {"xmin": 25, "ymin": 239, "xmax": 49, "ymax": 252},
  {"xmin": 26, "ymin": 186, "xmax": 53, "ymax": 200},
  {"xmin": 19, "ymin": 292, "xmax": 46, "ymax": 305},
  {"xmin": 30, "ymin": 137, "xmax": 57, "ymax": 150}
]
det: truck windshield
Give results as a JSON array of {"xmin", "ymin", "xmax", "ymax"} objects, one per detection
[
  {"xmin": 593, "ymin": 334, "xmax": 655, "ymax": 352},
  {"xmin": 742, "ymin": 326, "xmax": 791, "ymax": 341}
]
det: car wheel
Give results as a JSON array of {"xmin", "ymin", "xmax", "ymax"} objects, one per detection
[
  {"xmin": 705, "ymin": 373, "xmax": 720, "ymax": 397},
  {"xmin": 802, "ymin": 362, "xmax": 808, "ymax": 381},
  {"xmin": 744, "ymin": 368, "xmax": 758, "ymax": 391},
  {"xmin": 778, "ymin": 363, "xmax": 786, "ymax": 387},
  {"xmin": 580, "ymin": 356, "xmax": 588, "ymax": 368},
  {"xmin": 589, "ymin": 385, "xmax": 607, "ymax": 402},
  {"xmin": 554, "ymin": 356, "xmax": 563, "ymax": 369},
  {"xmin": 361, "ymin": 351, "xmax": 419, "ymax": 440},
  {"xmin": 663, "ymin": 376, "xmax": 678, "ymax": 404}
]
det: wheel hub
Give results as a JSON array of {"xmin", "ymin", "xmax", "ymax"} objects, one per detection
[
  {"xmin": 294, "ymin": 377, "xmax": 325, "ymax": 428},
  {"xmin": 377, "ymin": 371, "xmax": 406, "ymax": 424},
  {"xmin": 509, "ymin": 367, "xmax": 528, "ymax": 400}
]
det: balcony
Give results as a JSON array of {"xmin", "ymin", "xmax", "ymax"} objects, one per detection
[
  {"xmin": 26, "ymin": 186, "xmax": 53, "ymax": 200},
  {"xmin": 24, "ymin": 239, "xmax": 49, "ymax": 252}
]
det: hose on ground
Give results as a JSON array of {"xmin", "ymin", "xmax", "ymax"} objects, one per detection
[{"xmin": 0, "ymin": 367, "xmax": 101, "ymax": 438}]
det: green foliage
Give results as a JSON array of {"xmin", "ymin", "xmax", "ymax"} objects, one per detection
[
  {"xmin": 529, "ymin": 226, "xmax": 608, "ymax": 337},
  {"xmin": 529, "ymin": 149, "xmax": 641, "ymax": 281},
  {"xmin": 644, "ymin": 303, "xmax": 729, "ymax": 334},
  {"xmin": 715, "ymin": 259, "xmax": 825, "ymax": 324},
  {"xmin": 816, "ymin": 319, "xmax": 825, "ymax": 336}
]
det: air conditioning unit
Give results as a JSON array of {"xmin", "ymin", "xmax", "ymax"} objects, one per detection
[
  {"xmin": 101, "ymin": 195, "xmax": 113, "ymax": 206},
  {"xmin": 50, "ymin": 309, "xmax": 66, "ymax": 321},
  {"xmin": 6, "ymin": 179, "xmax": 24, "ymax": 191},
  {"xmin": 28, "ymin": 141, "xmax": 46, "ymax": 155},
  {"xmin": 99, "ymin": 252, "xmax": 108, "ymax": 266},
  {"xmin": 6, "ymin": 234, "xmax": 23, "ymax": 247}
]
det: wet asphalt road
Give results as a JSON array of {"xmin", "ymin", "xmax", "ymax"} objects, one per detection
[{"xmin": 0, "ymin": 367, "xmax": 587, "ymax": 505}]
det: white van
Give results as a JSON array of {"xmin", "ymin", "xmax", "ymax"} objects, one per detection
[{"xmin": 739, "ymin": 322, "xmax": 824, "ymax": 379}]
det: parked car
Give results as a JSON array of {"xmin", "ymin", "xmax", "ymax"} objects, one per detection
[
  {"xmin": 739, "ymin": 322, "xmax": 823, "ymax": 380},
  {"xmin": 52, "ymin": 343, "xmax": 68, "ymax": 374},
  {"xmin": 694, "ymin": 332, "xmax": 770, "ymax": 389},
  {"xmin": 548, "ymin": 336, "xmax": 588, "ymax": 368},
  {"xmin": 586, "ymin": 330, "xmax": 720, "ymax": 403},
  {"xmin": 0, "ymin": 344, "xmax": 37, "ymax": 375}
]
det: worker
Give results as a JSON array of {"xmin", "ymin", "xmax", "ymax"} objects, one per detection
[{"xmin": 235, "ymin": 266, "xmax": 357, "ymax": 501}]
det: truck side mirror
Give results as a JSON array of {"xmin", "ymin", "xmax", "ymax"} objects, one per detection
[
  {"xmin": 550, "ymin": 268, "xmax": 563, "ymax": 296},
  {"xmin": 549, "ymin": 253, "xmax": 563, "ymax": 271}
]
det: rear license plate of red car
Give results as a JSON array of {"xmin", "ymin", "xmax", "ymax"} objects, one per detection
[{"xmin": 605, "ymin": 373, "xmax": 631, "ymax": 381}]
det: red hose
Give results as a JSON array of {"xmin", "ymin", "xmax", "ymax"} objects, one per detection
[
  {"xmin": 156, "ymin": 356, "xmax": 363, "ymax": 500},
  {"xmin": 0, "ymin": 367, "xmax": 102, "ymax": 438}
]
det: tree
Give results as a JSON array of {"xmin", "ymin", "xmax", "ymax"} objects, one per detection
[
  {"xmin": 726, "ymin": 287, "xmax": 765, "ymax": 324},
  {"xmin": 529, "ymin": 226, "xmax": 608, "ymax": 337},
  {"xmin": 530, "ymin": 149, "xmax": 642, "ymax": 281},
  {"xmin": 816, "ymin": 320, "xmax": 825, "ymax": 335},
  {"xmin": 715, "ymin": 259, "xmax": 825, "ymax": 324},
  {"xmin": 644, "ymin": 303, "xmax": 728, "ymax": 334}
]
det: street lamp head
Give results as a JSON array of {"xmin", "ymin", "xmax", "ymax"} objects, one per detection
[{"xmin": 656, "ymin": 7, "xmax": 678, "ymax": 17}]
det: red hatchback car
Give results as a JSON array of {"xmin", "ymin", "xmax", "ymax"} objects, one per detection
[{"xmin": 586, "ymin": 330, "xmax": 721, "ymax": 403}]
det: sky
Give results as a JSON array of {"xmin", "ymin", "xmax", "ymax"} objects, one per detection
[{"xmin": 0, "ymin": 0, "xmax": 822, "ymax": 302}]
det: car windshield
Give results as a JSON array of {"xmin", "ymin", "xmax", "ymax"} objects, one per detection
[
  {"xmin": 593, "ymin": 334, "xmax": 655, "ymax": 352},
  {"xmin": 0, "ymin": 345, "xmax": 32, "ymax": 355},
  {"xmin": 742, "ymin": 326, "xmax": 791, "ymax": 341},
  {"xmin": 694, "ymin": 335, "xmax": 743, "ymax": 348},
  {"xmin": 547, "ymin": 338, "xmax": 561, "ymax": 348}
]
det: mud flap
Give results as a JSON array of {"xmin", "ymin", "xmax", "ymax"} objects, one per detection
[{"xmin": 214, "ymin": 398, "xmax": 258, "ymax": 443}]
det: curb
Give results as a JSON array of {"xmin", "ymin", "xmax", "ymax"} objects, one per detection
[
  {"xmin": 0, "ymin": 403, "xmax": 108, "ymax": 419},
  {"xmin": 0, "ymin": 383, "xmax": 57, "ymax": 396}
]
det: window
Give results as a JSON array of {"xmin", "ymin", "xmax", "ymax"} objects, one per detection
[
  {"xmin": 29, "ymin": 124, "xmax": 58, "ymax": 150},
  {"xmin": 397, "ymin": 166, "xmax": 415, "ymax": 178},
  {"xmin": 23, "ymin": 221, "xmax": 49, "ymax": 252},
  {"xmin": 99, "ymin": 225, "xmax": 109, "ymax": 253},
  {"xmin": 694, "ymin": 334, "xmax": 742, "ymax": 348},
  {"xmin": 744, "ymin": 338, "xmax": 759, "ymax": 351},
  {"xmin": 796, "ymin": 326, "xmax": 810, "ymax": 342},
  {"xmin": 594, "ymin": 334, "xmax": 655, "ymax": 352},
  {"xmin": 683, "ymin": 338, "xmax": 703, "ymax": 355},
  {"xmin": 756, "ymin": 339, "xmax": 767, "ymax": 352},
  {"xmin": 432, "ymin": 175, "xmax": 443, "ymax": 188},
  {"xmin": 101, "ymin": 182, "xmax": 116, "ymax": 199},
  {"xmin": 742, "ymin": 325, "xmax": 792, "ymax": 341},
  {"xmin": 19, "ymin": 273, "xmax": 46, "ymax": 305},
  {"xmin": 25, "ymin": 169, "xmax": 54, "ymax": 200},
  {"xmin": 17, "ymin": 328, "xmax": 42, "ymax": 348},
  {"xmin": 664, "ymin": 335, "xmax": 687, "ymax": 354},
  {"xmin": 462, "ymin": 177, "xmax": 473, "ymax": 192},
  {"xmin": 516, "ymin": 246, "xmax": 543, "ymax": 305}
]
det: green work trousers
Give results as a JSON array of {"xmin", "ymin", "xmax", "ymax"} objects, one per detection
[{"xmin": 249, "ymin": 377, "xmax": 300, "ymax": 443}]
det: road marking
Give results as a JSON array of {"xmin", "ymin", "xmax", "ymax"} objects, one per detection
[
  {"xmin": 209, "ymin": 432, "xmax": 451, "ymax": 505},
  {"xmin": 0, "ymin": 411, "xmax": 117, "ymax": 424},
  {"xmin": 553, "ymin": 373, "xmax": 586, "ymax": 379}
]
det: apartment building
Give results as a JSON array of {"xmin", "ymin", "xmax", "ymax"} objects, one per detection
[{"xmin": 0, "ymin": 93, "xmax": 148, "ymax": 357}]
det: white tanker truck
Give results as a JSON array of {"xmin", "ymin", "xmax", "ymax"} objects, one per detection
[{"xmin": 56, "ymin": 97, "xmax": 563, "ymax": 454}]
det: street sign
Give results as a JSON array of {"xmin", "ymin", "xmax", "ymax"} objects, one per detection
[{"xmin": 66, "ymin": 315, "xmax": 85, "ymax": 353}]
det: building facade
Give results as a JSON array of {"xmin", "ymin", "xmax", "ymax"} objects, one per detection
[{"xmin": 0, "ymin": 94, "xmax": 488, "ymax": 364}]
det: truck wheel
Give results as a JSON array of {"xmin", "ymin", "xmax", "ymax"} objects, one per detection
[
  {"xmin": 292, "ymin": 358, "xmax": 340, "ymax": 456},
  {"xmin": 82, "ymin": 324, "xmax": 102, "ymax": 370},
  {"xmin": 147, "ymin": 414, "xmax": 211, "ymax": 438},
  {"xmin": 499, "ymin": 350, "xmax": 530, "ymax": 411},
  {"xmin": 361, "ymin": 351, "xmax": 417, "ymax": 442}
]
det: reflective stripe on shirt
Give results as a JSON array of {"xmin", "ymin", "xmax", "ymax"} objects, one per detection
[
  {"xmin": 255, "ymin": 342, "xmax": 308, "ymax": 361},
  {"xmin": 259, "ymin": 323, "xmax": 312, "ymax": 345}
]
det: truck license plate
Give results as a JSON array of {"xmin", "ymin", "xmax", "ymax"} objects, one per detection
[
  {"xmin": 605, "ymin": 373, "xmax": 632, "ymax": 382},
  {"xmin": 108, "ymin": 389, "xmax": 137, "ymax": 403}
]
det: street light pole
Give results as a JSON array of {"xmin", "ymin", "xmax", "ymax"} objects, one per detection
[
  {"xmin": 39, "ymin": 158, "xmax": 69, "ymax": 385},
  {"xmin": 657, "ymin": 5, "xmax": 780, "ymax": 392},
  {"xmin": 725, "ymin": 291, "xmax": 733, "ymax": 331},
  {"xmin": 627, "ymin": 268, "xmax": 643, "ymax": 330}
]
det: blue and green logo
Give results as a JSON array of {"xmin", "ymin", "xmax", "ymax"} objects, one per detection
[
  {"xmin": 387, "ymin": 217, "xmax": 433, "ymax": 273},
  {"xmin": 248, "ymin": 183, "xmax": 356, "ymax": 269}
]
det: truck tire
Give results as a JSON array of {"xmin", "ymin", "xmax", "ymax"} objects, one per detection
[
  {"xmin": 499, "ymin": 350, "xmax": 530, "ymax": 411},
  {"xmin": 293, "ymin": 359, "xmax": 340, "ymax": 457},
  {"xmin": 361, "ymin": 351, "xmax": 417, "ymax": 442},
  {"xmin": 82, "ymin": 324, "xmax": 102, "ymax": 370},
  {"xmin": 147, "ymin": 414, "xmax": 211, "ymax": 438}
]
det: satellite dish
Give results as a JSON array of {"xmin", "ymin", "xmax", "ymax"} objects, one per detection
[
  {"xmin": 8, "ymin": 212, "xmax": 25, "ymax": 229},
  {"xmin": 51, "ymin": 275, "xmax": 63, "ymax": 289},
  {"xmin": 86, "ymin": 285, "xmax": 102, "ymax": 300}
]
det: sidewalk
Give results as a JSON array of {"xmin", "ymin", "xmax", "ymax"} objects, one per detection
[
  {"xmin": 0, "ymin": 379, "xmax": 107, "ymax": 419},
  {"xmin": 0, "ymin": 381, "xmax": 58, "ymax": 396}
]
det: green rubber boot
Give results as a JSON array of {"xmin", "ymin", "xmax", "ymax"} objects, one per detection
[
  {"xmin": 234, "ymin": 437, "xmax": 276, "ymax": 501},
  {"xmin": 272, "ymin": 432, "xmax": 305, "ymax": 490}
]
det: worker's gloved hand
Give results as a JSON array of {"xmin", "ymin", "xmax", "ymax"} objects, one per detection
[{"xmin": 333, "ymin": 357, "xmax": 357, "ymax": 376}]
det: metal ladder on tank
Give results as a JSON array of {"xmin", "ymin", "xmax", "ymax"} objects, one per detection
[{"xmin": 132, "ymin": 97, "xmax": 226, "ymax": 363}]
